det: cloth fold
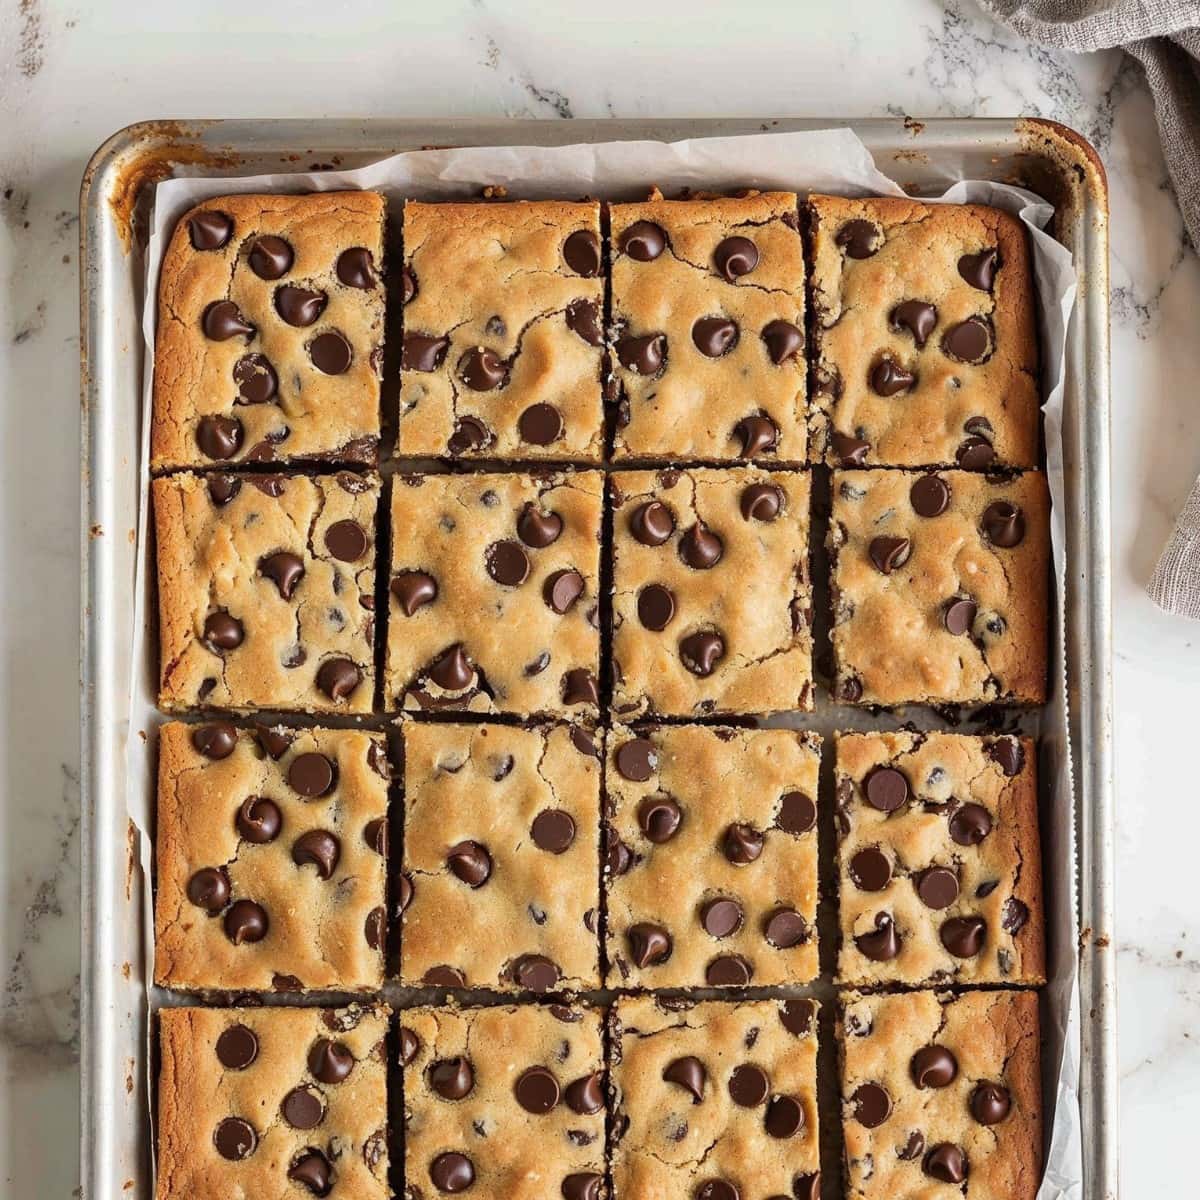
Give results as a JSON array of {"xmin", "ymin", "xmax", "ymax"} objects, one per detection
[{"xmin": 982, "ymin": 0, "xmax": 1200, "ymax": 617}]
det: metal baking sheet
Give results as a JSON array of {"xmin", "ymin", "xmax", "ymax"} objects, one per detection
[{"xmin": 80, "ymin": 117, "xmax": 1114, "ymax": 1200}]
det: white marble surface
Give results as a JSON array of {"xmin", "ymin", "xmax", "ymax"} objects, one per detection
[{"xmin": 1, "ymin": 0, "xmax": 1196, "ymax": 1193}]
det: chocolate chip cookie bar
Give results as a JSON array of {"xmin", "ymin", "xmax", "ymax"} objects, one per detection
[
  {"xmin": 808, "ymin": 194, "xmax": 1038, "ymax": 469},
  {"xmin": 157, "ymin": 1003, "xmax": 388, "ymax": 1200},
  {"xmin": 840, "ymin": 990, "xmax": 1041, "ymax": 1200},
  {"xmin": 386, "ymin": 470, "xmax": 602, "ymax": 716},
  {"xmin": 610, "ymin": 190, "xmax": 807, "ymax": 461},
  {"xmin": 610, "ymin": 467, "xmax": 813, "ymax": 717},
  {"xmin": 610, "ymin": 996, "xmax": 820, "ymax": 1200},
  {"xmin": 836, "ymin": 730, "xmax": 1045, "ymax": 987},
  {"xmin": 154, "ymin": 721, "xmax": 388, "ymax": 992},
  {"xmin": 828, "ymin": 469, "xmax": 1049, "ymax": 706},
  {"xmin": 401, "ymin": 1003, "xmax": 605, "ymax": 1200},
  {"xmin": 153, "ymin": 471, "xmax": 378, "ymax": 714},
  {"xmin": 604, "ymin": 725, "xmax": 820, "ymax": 988},
  {"xmin": 152, "ymin": 192, "xmax": 385, "ymax": 471},
  {"xmin": 399, "ymin": 721, "xmax": 601, "ymax": 992},
  {"xmin": 397, "ymin": 199, "xmax": 604, "ymax": 461}
]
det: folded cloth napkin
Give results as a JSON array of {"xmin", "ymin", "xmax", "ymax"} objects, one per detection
[{"xmin": 983, "ymin": 0, "xmax": 1200, "ymax": 617}]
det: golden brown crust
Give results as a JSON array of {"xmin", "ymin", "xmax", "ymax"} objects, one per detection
[
  {"xmin": 397, "ymin": 199, "xmax": 604, "ymax": 461},
  {"xmin": 611, "ymin": 467, "xmax": 813, "ymax": 717},
  {"xmin": 152, "ymin": 191, "xmax": 385, "ymax": 470},
  {"xmin": 605, "ymin": 724, "xmax": 821, "ymax": 987},
  {"xmin": 399, "ymin": 721, "xmax": 601, "ymax": 991},
  {"xmin": 809, "ymin": 194, "xmax": 1038, "ymax": 468},
  {"xmin": 610, "ymin": 191, "xmax": 806, "ymax": 462},
  {"xmin": 840, "ymin": 990, "xmax": 1041, "ymax": 1200},
  {"xmin": 835, "ymin": 731, "xmax": 1045, "ymax": 987},
  {"xmin": 154, "ymin": 721, "xmax": 387, "ymax": 990},
  {"xmin": 829, "ymin": 469, "xmax": 1049, "ymax": 705},
  {"xmin": 156, "ymin": 1004, "xmax": 388, "ymax": 1200},
  {"xmin": 153, "ymin": 471, "xmax": 377, "ymax": 714}
]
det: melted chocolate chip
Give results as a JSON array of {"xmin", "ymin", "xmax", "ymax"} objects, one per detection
[
  {"xmin": 764, "ymin": 1094, "xmax": 805, "ymax": 1138},
  {"xmin": 831, "ymin": 431, "xmax": 871, "ymax": 465},
  {"xmin": 723, "ymin": 823, "xmax": 764, "ymax": 865},
  {"xmin": 615, "ymin": 737, "xmax": 657, "ymax": 781},
  {"xmin": 288, "ymin": 752, "xmax": 335, "ymax": 798},
  {"xmin": 701, "ymin": 897, "xmax": 743, "ymax": 938},
  {"xmin": 637, "ymin": 583, "xmax": 676, "ymax": 630},
  {"xmin": 916, "ymin": 866, "xmax": 960, "ymax": 909},
  {"xmin": 777, "ymin": 791, "xmax": 816, "ymax": 834},
  {"xmin": 849, "ymin": 847, "xmax": 892, "ymax": 891},
  {"xmin": 447, "ymin": 840, "xmax": 492, "ymax": 887},
  {"xmin": 315, "ymin": 657, "xmax": 361, "ymax": 701},
  {"xmin": 310, "ymin": 331, "xmax": 352, "ymax": 374},
  {"xmin": 943, "ymin": 316, "xmax": 992, "ymax": 364},
  {"xmin": 855, "ymin": 912, "xmax": 901, "ymax": 961},
  {"xmin": 680, "ymin": 630, "xmax": 724, "ymax": 677},
  {"xmin": 740, "ymin": 482, "xmax": 783, "ymax": 521},
  {"xmin": 949, "ymin": 802, "xmax": 992, "ymax": 846},
  {"xmin": 428, "ymin": 644, "xmax": 475, "ymax": 691},
  {"xmin": 851, "ymin": 1082, "xmax": 891, "ymax": 1127},
  {"xmin": 189, "ymin": 210, "xmax": 233, "ymax": 250},
  {"xmin": 940, "ymin": 914, "xmax": 987, "ymax": 957},
  {"xmin": 460, "ymin": 346, "xmax": 508, "ymax": 391},
  {"xmin": 692, "ymin": 316, "xmax": 739, "ymax": 358},
  {"xmin": 196, "ymin": 414, "xmax": 244, "ymax": 460},
  {"xmin": 988, "ymin": 737, "xmax": 1025, "ymax": 776},
  {"xmin": 957, "ymin": 435, "xmax": 996, "ymax": 470},
  {"xmin": 615, "ymin": 332, "xmax": 666, "ymax": 375},
  {"xmin": 982, "ymin": 500, "xmax": 1026, "ymax": 547},
  {"xmin": 910, "ymin": 1045, "xmax": 958, "ymax": 1088},
  {"xmin": 868, "ymin": 535, "xmax": 911, "ymax": 574},
  {"xmin": 531, "ymin": 809, "xmax": 577, "ymax": 853},
  {"xmin": 213, "ymin": 1116, "xmax": 256, "ymax": 1160},
  {"xmin": 562, "ymin": 1173, "xmax": 602, "ymax": 1200},
  {"xmin": 519, "ymin": 403, "xmax": 565, "ymax": 445},
  {"xmin": 224, "ymin": 899, "xmax": 268, "ymax": 944},
  {"xmin": 514, "ymin": 1065, "xmax": 560, "ymax": 1112},
  {"xmin": 943, "ymin": 596, "xmax": 978, "ymax": 635},
  {"xmin": 864, "ymin": 765, "xmax": 909, "ymax": 811},
  {"xmin": 544, "ymin": 568, "xmax": 585, "ymax": 613},
  {"xmin": 563, "ymin": 229, "xmax": 601, "ymax": 276},
  {"xmin": 248, "ymin": 234, "xmax": 292, "ymax": 278},
  {"xmin": 780, "ymin": 998, "xmax": 816, "ymax": 1036},
  {"xmin": 728, "ymin": 1063, "xmax": 768, "ymax": 1107},
  {"xmin": 924, "ymin": 1144, "xmax": 967, "ymax": 1185},
  {"xmin": 909, "ymin": 475, "xmax": 950, "ymax": 518},
  {"xmin": 430, "ymin": 1056, "xmax": 475, "ymax": 1100},
  {"xmin": 203, "ymin": 300, "xmax": 255, "ymax": 341},
  {"xmin": 324, "ymin": 519, "xmax": 367, "ymax": 562},
  {"xmin": 282, "ymin": 1086, "xmax": 325, "ymax": 1130},
  {"xmin": 679, "ymin": 523, "xmax": 724, "ymax": 569},
  {"xmin": 620, "ymin": 220, "xmax": 667, "ymax": 261},
  {"xmin": 392, "ymin": 570, "xmax": 438, "ymax": 615},
  {"xmin": 639, "ymin": 794, "xmax": 682, "ymax": 842},
  {"xmin": 761, "ymin": 319, "xmax": 804, "ymax": 364},
  {"xmin": 216, "ymin": 1023, "xmax": 258, "ymax": 1069},
  {"xmin": 713, "ymin": 235, "xmax": 759, "ymax": 281},
  {"xmin": 970, "ymin": 1081, "xmax": 1012, "ymax": 1124},
  {"xmin": 203, "ymin": 611, "xmax": 243, "ymax": 651},
  {"xmin": 764, "ymin": 908, "xmax": 808, "ymax": 948},
  {"xmin": 447, "ymin": 416, "xmax": 493, "ymax": 454},
  {"xmin": 187, "ymin": 866, "xmax": 230, "ymax": 913},
  {"xmin": 236, "ymin": 796, "xmax": 282, "ymax": 843},
  {"xmin": 486, "ymin": 540, "xmax": 531, "ymax": 587},
  {"xmin": 561, "ymin": 669, "xmax": 598, "ymax": 706},
  {"xmin": 565, "ymin": 298, "xmax": 603, "ymax": 345},
  {"xmin": 565, "ymin": 1072, "xmax": 603, "ymax": 1115},
  {"xmin": 259, "ymin": 551, "xmax": 305, "ymax": 599},
  {"xmin": 336, "ymin": 247, "xmax": 376, "ymax": 289},
  {"xmin": 233, "ymin": 354, "xmax": 278, "ymax": 404},
  {"xmin": 836, "ymin": 219, "xmax": 881, "ymax": 258},
  {"xmin": 193, "ymin": 722, "xmax": 237, "ymax": 759},
  {"xmin": 959, "ymin": 247, "xmax": 999, "ymax": 291},
  {"xmin": 402, "ymin": 332, "xmax": 450, "ymax": 372},
  {"xmin": 890, "ymin": 299, "xmax": 937, "ymax": 347},
  {"xmin": 292, "ymin": 830, "xmax": 340, "ymax": 879},
  {"xmin": 627, "ymin": 922, "xmax": 672, "ymax": 967},
  {"xmin": 870, "ymin": 358, "xmax": 915, "ymax": 396},
  {"xmin": 733, "ymin": 413, "xmax": 778, "ymax": 457},
  {"xmin": 276, "ymin": 285, "xmax": 327, "ymax": 327},
  {"xmin": 706, "ymin": 954, "xmax": 752, "ymax": 985},
  {"xmin": 630, "ymin": 500, "xmax": 675, "ymax": 545}
]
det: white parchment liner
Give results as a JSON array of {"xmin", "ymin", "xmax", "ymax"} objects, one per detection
[{"xmin": 126, "ymin": 129, "xmax": 1081, "ymax": 1199}]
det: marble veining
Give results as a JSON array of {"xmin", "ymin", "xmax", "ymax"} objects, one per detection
[{"xmin": 1, "ymin": 0, "xmax": 1197, "ymax": 1194}]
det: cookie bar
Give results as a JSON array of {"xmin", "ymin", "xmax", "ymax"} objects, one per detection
[
  {"xmin": 401, "ymin": 1003, "xmax": 605, "ymax": 1200},
  {"xmin": 154, "ymin": 471, "xmax": 378, "ymax": 714},
  {"xmin": 605, "ymin": 725, "xmax": 821, "ymax": 988},
  {"xmin": 610, "ymin": 190, "xmax": 807, "ymax": 461},
  {"xmin": 154, "ymin": 721, "xmax": 388, "ymax": 992},
  {"xmin": 808, "ymin": 194, "xmax": 1038, "ymax": 468},
  {"xmin": 835, "ymin": 731, "xmax": 1045, "ymax": 987},
  {"xmin": 828, "ymin": 469, "xmax": 1049, "ymax": 706},
  {"xmin": 386, "ymin": 471, "xmax": 602, "ymax": 716},
  {"xmin": 152, "ymin": 191, "xmax": 385, "ymax": 471},
  {"xmin": 610, "ymin": 467, "xmax": 813, "ymax": 717},
  {"xmin": 156, "ymin": 1003, "xmax": 388, "ymax": 1200},
  {"xmin": 399, "ymin": 721, "xmax": 601, "ymax": 992},
  {"xmin": 396, "ymin": 199, "xmax": 604, "ymax": 461},
  {"xmin": 610, "ymin": 996, "xmax": 820, "ymax": 1200},
  {"xmin": 840, "ymin": 990, "xmax": 1041, "ymax": 1200}
]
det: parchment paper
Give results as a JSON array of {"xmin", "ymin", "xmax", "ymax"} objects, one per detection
[{"xmin": 128, "ymin": 128, "xmax": 1081, "ymax": 1199}]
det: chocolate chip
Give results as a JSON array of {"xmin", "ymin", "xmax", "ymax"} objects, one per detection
[
  {"xmin": 936, "ymin": 595, "xmax": 978, "ymax": 638},
  {"xmin": 292, "ymin": 830, "xmax": 340, "ymax": 879},
  {"xmin": 307, "ymin": 1037, "xmax": 353, "ymax": 1084},
  {"xmin": 403, "ymin": 332, "xmax": 450, "ymax": 371},
  {"xmin": 207, "ymin": 475, "xmax": 241, "ymax": 506},
  {"xmin": 324, "ymin": 519, "xmax": 367, "ymax": 562},
  {"xmin": 764, "ymin": 908, "xmax": 807, "ymax": 948},
  {"xmin": 696, "ymin": 1180, "xmax": 739, "ymax": 1200},
  {"xmin": 663, "ymin": 1056, "xmax": 706, "ymax": 1102},
  {"xmin": 831, "ymin": 431, "xmax": 870, "ymax": 465},
  {"xmin": 982, "ymin": 500, "xmax": 1026, "ymax": 547},
  {"xmin": 793, "ymin": 1173, "xmax": 821, "ymax": 1200},
  {"xmin": 233, "ymin": 353, "xmax": 278, "ymax": 404},
  {"xmin": 447, "ymin": 416, "xmax": 493, "ymax": 454},
  {"xmin": 398, "ymin": 873, "xmax": 413, "ymax": 912},
  {"xmin": 316, "ymin": 658, "xmax": 361, "ymax": 701},
  {"xmin": 275, "ymin": 285, "xmax": 327, "ymax": 327},
  {"xmin": 849, "ymin": 848, "xmax": 892, "ymax": 891},
  {"xmin": 514, "ymin": 1066, "xmax": 560, "ymax": 1113},
  {"xmin": 970, "ymin": 1081, "xmax": 1012, "ymax": 1124},
  {"xmin": 202, "ymin": 300, "xmax": 255, "ymax": 341},
  {"xmin": 713, "ymin": 235, "xmax": 759, "ymax": 281},
  {"xmin": 310, "ymin": 330, "xmax": 352, "ymax": 374},
  {"xmin": 764, "ymin": 1094, "xmax": 805, "ymax": 1138},
  {"xmin": 1002, "ymin": 898, "xmax": 1030, "ymax": 933},
  {"xmin": 916, "ymin": 867, "xmax": 960, "ymax": 909},
  {"xmin": 852, "ymin": 1082, "xmax": 891, "ymax": 1127},
  {"xmin": 707, "ymin": 954, "xmax": 752, "ymax": 985},
  {"xmin": 282, "ymin": 1086, "xmax": 324, "ymax": 1130},
  {"xmin": 835, "ymin": 219, "xmax": 880, "ymax": 258},
  {"xmin": 400, "ymin": 266, "xmax": 418, "ymax": 304},
  {"xmin": 192, "ymin": 722, "xmax": 237, "ymax": 760},
  {"xmin": 723, "ymin": 823, "xmax": 763, "ymax": 864},
  {"xmin": 429, "ymin": 644, "xmax": 475, "ymax": 692},
  {"xmin": 513, "ymin": 954, "xmax": 560, "ymax": 991},
  {"xmin": 544, "ymin": 568, "xmax": 585, "ymax": 613},
  {"xmin": 911, "ymin": 1045, "xmax": 958, "ymax": 1088},
  {"xmin": 288, "ymin": 1148, "xmax": 332, "ymax": 1196},
  {"xmin": 870, "ymin": 358, "xmax": 915, "ymax": 396},
  {"xmin": 728, "ymin": 1064, "xmax": 768, "ymax": 1107},
  {"xmin": 202, "ymin": 611, "xmax": 243, "ymax": 653},
  {"xmin": 565, "ymin": 298, "xmax": 603, "ymax": 346},
  {"xmin": 864, "ymin": 766, "xmax": 908, "ymax": 812},
  {"xmin": 187, "ymin": 866, "xmax": 230, "ymax": 913},
  {"xmin": 776, "ymin": 791, "xmax": 816, "ymax": 835},
  {"xmin": 630, "ymin": 500, "xmax": 675, "ymax": 545},
  {"xmin": 561, "ymin": 669, "xmax": 598, "ymax": 706},
  {"xmin": 248, "ymin": 234, "xmax": 292, "ymax": 278},
  {"xmin": 483, "ymin": 540, "xmax": 529, "ymax": 588},
  {"xmin": 940, "ymin": 915, "xmax": 986, "ymax": 957},
  {"xmin": 615, "ymin": 737, "xmax": 656, "ymax": 781},
  {"xmin": 565, "ymin": 1072, "xmax": 603, "ymax": 1115},
  {"xmin": 216, "ymin": 1023, "xmax": 258, "ymax": 1069},
  {"xmin": 693, "ymin": 316, "xmax": 739, "ymax": 358},
  {"xmin": 761, "ymin": 319, "xmax": 803, "ymax": 364},
  {"xmin": 424, "ymin": 965, "xmax": 467, "ymax": 987},
  {"xmin": 398, "ymin": 1027, "xmax": 421, "ymax": 1066},
  {"xmin": 519, "ymin": 402, "xmax": 564, "ymax": 445},
  {"xmin": 447, "ymin": 840, "xmax": 491, "ymax": 888},
  {"xmin": 955, "ymin": 245, "xmax": 1000, "ymax": 292},
  {"xmin": 257, "ymin": 725, "xmax": 294, "ymax": 759},
  {"xmin": 639, "ymin": 794, "xmax": 682, "ymax": 842},
  {"xmin": 189, "ymin": 210, "xmax": 233, "ymax": 250},
  {"xmin": 701, "ymin": 897, "xmax": 743, "ymax": 938},
  {"xmin": 615, "ymin": 332, "xmax": 666, "ymax": 375},
  {"xmin": 391, "ymin": 570, "xmax": 438, "ymax": 616},
  {"xmin": 956, "ymin": 435, "xmax": 996, "ymax": 470},
  {"xmin": 605, "ymin": 828, "xmax": 633, "ymax": 876},
  {"xmin": 733, "ymin": 414, "xmax": 778, "ymax": 457},
  {"xmin": 532, "ymin": 809, "xmax": 576, "ymax": 853},
  {"xmin": 924, "ymin": 1144, "xmax": 967, "ymax": 1184},
  {"xmin": 949, "ymin": 802, "xmax": 992, "ymax": 845},
  {"xmin": 889, "ymin": 299, "xmax": 937, "ymax": 347},
  {"xmin": 563, "ymin": 229, "xmax": 601, "ymax": 276},
  {"xmin": 258, "ymin": 551, "xmax": 305, "ymax": 599},
  {"xmin": 869, "ymin": 535, "xmax": 911, "ymax": 574},
  {"xmin": 637, "ymin": 583, "xmax": 676, "ymax": 630},
  {"xmin": 620, "ymin": 220, "xmax": 667, "ymax": 261},
  {"xmin": 430, "ymin": 1056, "xmax": 475, "ymax": 1100},
  {"xmin": 898, "ymin": 1131, "xmax": 925, "ymax": 1161},
  {"xmin": 196, "ymin": 414, "xmax": 244, "ymax": 459},
  {"xmin": 430, "ymin": 1152, "xmax": 474, "ymax": 1193},
  {"xmin": 988, "ymin": 737, "xmax": 1025, "ymax": 776},
  {"xmin": 627, "ymin": 922, "xmax": 671, "ymax": 967},
  {"xmin": 780, "ymin": 998, "xmax": 816, "ymax": 1036},
  {"xmin": 460, "ymin": 346, "xmax": 508, "ymax": 391},
  {"xmin": 679, "ymin": 523, "xmax": 723, "ymax": 569},
  {"xmin": 855, "ymin": 912, "xmax": 901, "ymax": 961},
  {"xmin": 224, "ymin": 899, "xmax": 268, "ymax": 944},
  {"xmin": 213, "ymin": 1116, "xmax": 256, "ymax": 1160},
  {"xmin": 236, "ymin": 797, "xmax": 281, "ymax": 843},
  {"xmin": 364, "ymin": 905, "xmax": 385, "ymax": 949},
  {"xmin": 336, "ymin": 247, "xmax": 376, "ymax": 289},
  {"xmin": 680, "ymin": 630, "xmax": 724, "ymax": 677},
  {"xmin": 561, "ymin": 1173, "xmax": 602, "ymax": 1200},
  {"xmin": 288, "ymin": 752, "xmax": 335, "ymax": 798}
]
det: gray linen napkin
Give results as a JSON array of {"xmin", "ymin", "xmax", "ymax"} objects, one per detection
[{"xmin": 982, "ymin": 0, "xmax": 1200, "ymax": 617}]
